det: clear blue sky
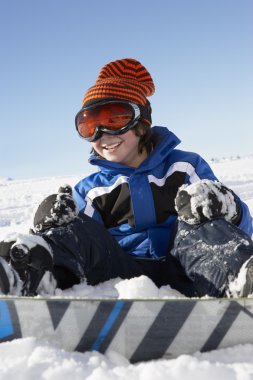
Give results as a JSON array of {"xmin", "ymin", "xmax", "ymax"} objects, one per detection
[{"xmin": 0, "ymin": 0, "xmax": 252, "ymax": 179}]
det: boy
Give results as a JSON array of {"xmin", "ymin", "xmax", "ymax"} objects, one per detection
[{"xmin": 1, "ymin": 58, "xmax": 253, "ymax": 298}]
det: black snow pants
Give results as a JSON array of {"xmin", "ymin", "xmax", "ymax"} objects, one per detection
[{"xmin": 37, "ymin": 214, "xmax": 253, "ymax": 297}]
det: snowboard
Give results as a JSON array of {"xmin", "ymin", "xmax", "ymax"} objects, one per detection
[{"xmin": 1, "ymin": 296, "xmax": 253, "ymax": 362}]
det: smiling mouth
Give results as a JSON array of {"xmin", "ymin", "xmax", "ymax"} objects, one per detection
[{"xmin": 102, "ymin": 142, "xmax": 122, "ymax": 150}]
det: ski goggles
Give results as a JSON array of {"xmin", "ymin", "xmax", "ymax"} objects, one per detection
[{"xmin": 75, "ymin": 100, "xmax": 151, "ymax": 142}]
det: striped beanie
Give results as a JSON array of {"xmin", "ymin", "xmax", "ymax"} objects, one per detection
[{"xmin": 82, "ymin": 58, "xmax": 155, "ymax": 107}]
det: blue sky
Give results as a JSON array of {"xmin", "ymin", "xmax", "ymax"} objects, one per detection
[{"xmin": 0, "ymin": 0, "xmax": 252, "ymax": 179}]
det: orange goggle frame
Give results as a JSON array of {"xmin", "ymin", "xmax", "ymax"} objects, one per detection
[{"xmin": 75, "ymin": 100, "xmax": 149, "ymax": 142}]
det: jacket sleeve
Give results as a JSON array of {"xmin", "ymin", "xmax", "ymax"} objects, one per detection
[
  {"xmin": 235, "ymin": 198, "xmax": 253, "ymax": 237},
  {"xmin": 186, "ymin": 153, "xmax": 253, "ymax": 237},
  {"xmin": 73, "ymin": 185, "xmax": 104, "ymax": 225}
]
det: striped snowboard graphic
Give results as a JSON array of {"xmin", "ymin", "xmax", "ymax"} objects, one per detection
[{"xmin": 1, "ymin": 297, "xmax": 253, "ymax": 362}]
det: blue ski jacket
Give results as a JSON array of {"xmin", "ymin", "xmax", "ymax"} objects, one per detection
[{"xmin": 73, "ymin": 126, "xmax": 253, "ymax": 260}]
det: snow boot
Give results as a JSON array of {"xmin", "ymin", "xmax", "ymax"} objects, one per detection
[
  {"xmin": 242, "ymin": 257, "xmax": 253, "ymax": 297},
  {"xmin": 227, "ymin": 255, "xmax": 253, "ymax": 297},
  {"xmin": 0, "ymin": 256, "xmax": 22, "ymax": 294},
  {"xmin": 0, "ymin": 235, "xmax": 54, "ymax": 296}
]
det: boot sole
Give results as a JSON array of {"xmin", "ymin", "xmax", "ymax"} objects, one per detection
[
  {"xmin": 0, "ymin": 257, "xmax": 11, "ymax": 294},
  {"xmin": 242, "ymin": 258, "xmax": 253, "ymax": 297}
]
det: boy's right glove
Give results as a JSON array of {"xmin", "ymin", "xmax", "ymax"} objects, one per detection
[
  {"xmin": 175, "ymin": 179, "xmax": 241, "ymax": 225},
  {"xmin": 33, "ymin": 185, "xmax": 78, "ymax": 232}
]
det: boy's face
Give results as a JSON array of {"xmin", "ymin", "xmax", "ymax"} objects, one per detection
[{"xmin": 92, "ymin": 129, "xmax": 147, "ymax": 168}]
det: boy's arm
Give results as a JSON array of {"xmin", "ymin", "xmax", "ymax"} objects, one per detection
[{"xmin": 72, "ymin": 186, "xmax": 104, "ymax": 225}]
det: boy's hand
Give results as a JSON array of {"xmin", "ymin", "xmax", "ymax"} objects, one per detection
[
  {"xmin": 33, "ymin": 185, "xmax": 78, "ymax": 231},
  {"xmin": 175, "ymin": 179, "xmax": 241, "ymax": 225}
]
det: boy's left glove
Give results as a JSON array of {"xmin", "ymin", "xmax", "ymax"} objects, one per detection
[
  {"xmin": 33, "ymin": 185, "xmax": 78, "ymax": 232},
  {"xmin": 175, "ymin": 179, "xmax": 241, "ymax": 225}
]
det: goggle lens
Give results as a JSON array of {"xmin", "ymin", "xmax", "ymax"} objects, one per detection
[{"xmin": 76, "ymin": 102, "xmax": 135, "ymax": 140}]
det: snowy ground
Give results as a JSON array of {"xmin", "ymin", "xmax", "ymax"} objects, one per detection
[{"xmin": 1, "ymin": 155, "xmax": 253, "ymax": 379}]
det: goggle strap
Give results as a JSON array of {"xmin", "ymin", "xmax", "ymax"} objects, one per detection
[{"xmin": 138, "ymin": 103, "xmax": 152, "ymax": 124}]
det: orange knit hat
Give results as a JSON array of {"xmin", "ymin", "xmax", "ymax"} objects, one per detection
[{"xmin": 82, "ymin": 58, "xmax": 155, "ymax": 107}]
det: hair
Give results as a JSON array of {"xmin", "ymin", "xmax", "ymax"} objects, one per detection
[{"xmin": 134, "ymin": 120, "xmax": 153, "ymax": 155}]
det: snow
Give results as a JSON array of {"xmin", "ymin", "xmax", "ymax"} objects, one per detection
[
  {"xmin": 1, "ymin": 156, "xmax": 253, "ymax": 378},
  {"xmin": 1, "ymin": 338, "xmax": 253, "ymax": 379}
]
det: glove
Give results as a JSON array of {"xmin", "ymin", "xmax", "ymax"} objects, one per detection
[
  {"xmin": 175, "ymin": 179, "xmax": 241, "ymax": 225},
  {"xmin": 33, "ymin": 185, "xmax": 78, "ymax": 231}
]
